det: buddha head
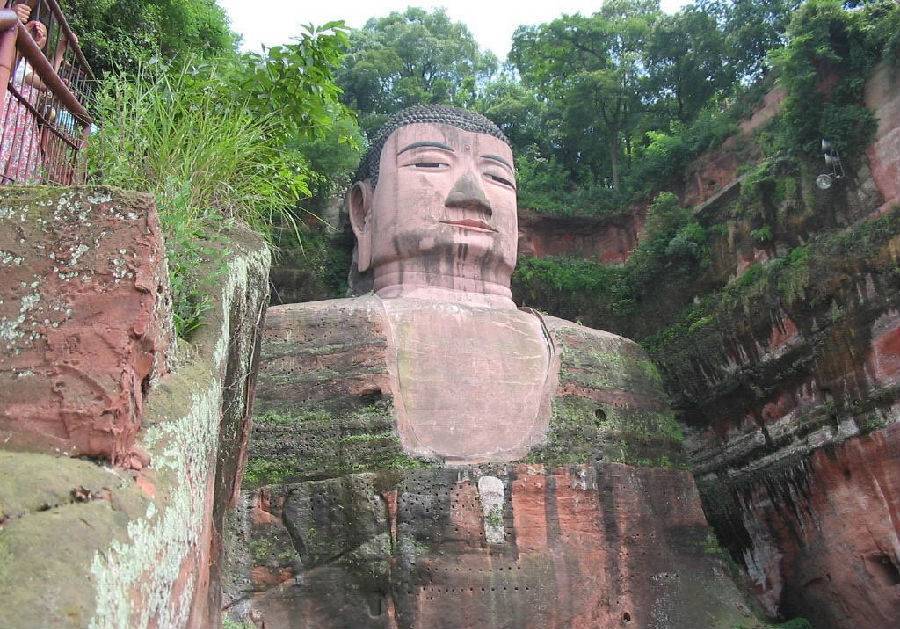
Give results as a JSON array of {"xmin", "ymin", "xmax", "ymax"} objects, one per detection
[{"xmin": 349, "ymin": 106, "xmax": 518, "ymax": 300}]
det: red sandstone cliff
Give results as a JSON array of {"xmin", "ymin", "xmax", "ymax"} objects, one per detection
[{"xmin": 509, "ymin": 61, "xmax": 900, "ymax": 627}]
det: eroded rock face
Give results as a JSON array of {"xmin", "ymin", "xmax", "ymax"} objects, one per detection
[
  {"xmin": 0, "ymin": 186, "xmax": 172, "ymax": 466},
  {"xmin": 517, "ymin": 208, "xmax": 641, "ymax": 264},
  {"xmin": 231, "ymin": 464, "xmax": 753, "ymax": 629},
  {"xmin": 0, "ymin": 191, "xmax": 272, "ymax": 628},
  {"xmin": 682, "ymin": 136, "xmax": 761, "ymax": 209},
  {"xmin": 685, "ymin": 305, "xmax": 900, "ymax": 627},
  {"xmin": 865, "ymin": 62, "xmax": 900, "ymax": 211},
  {"xmin": 711, "ymin": 427, "xmax": 900, "ymax": 628},
  {"xmin": 648, "ymin": 197, "xmax": 900, "ymax": 627}
]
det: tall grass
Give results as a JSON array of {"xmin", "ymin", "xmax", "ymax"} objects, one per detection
[{"xmin": 88, "ymin": 64, "xmax": 304, "ymax": 337}]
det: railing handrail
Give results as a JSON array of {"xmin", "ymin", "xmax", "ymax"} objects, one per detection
[
  {"xmin": 13, "ymin": 20, "xmax": 91, "ymax": 123},
  {"xmin": 42, "ymin": 0, "xmax": 94, "ymax": 81},
  {"xmin": 0, "ymin": 1, "xmax": 95, "ymax": 186},
  {"xmin": 0, "ymin": 8, "xmax": 15, "ymax": 30}
]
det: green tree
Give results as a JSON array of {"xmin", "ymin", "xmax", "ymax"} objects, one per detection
[
  {"xmin": 645, "ymin": 6, "xmax": 733, "ymax": 123},
  {"xmin": 696, "ymin": 0, "xmax": 800, "ymax": 80},
  {"xmin": 510, "ymin": 0, "xmax": 662, "ymax": 191},
  {"xmin": 337, "ymin": 7, "xmax": 497, "ymax": 137},
  {"xmin": 474, "ymin": 72, "xmax": 556, "ymax": 156},
  {"xmin": 223, "ymin": 22, "xmax": 353, "ymax": 145},
  {"xmin": 63, "ymin": 0, "xmax": 235, "ymax": 76}
]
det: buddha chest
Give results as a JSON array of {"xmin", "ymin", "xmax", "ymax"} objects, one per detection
[{"xmin": 380, "ymin": 297, "xmax": 555, "ymax": 462}]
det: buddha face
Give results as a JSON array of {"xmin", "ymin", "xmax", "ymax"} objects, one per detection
[{"xmin": 349, "ymin": 123, "xmax": 518, "ymax": 296}]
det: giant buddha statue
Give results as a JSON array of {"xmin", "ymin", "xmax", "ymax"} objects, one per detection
[{"xmin": 226, "ymin": 107, "xmax": 758, "ymax": 628}]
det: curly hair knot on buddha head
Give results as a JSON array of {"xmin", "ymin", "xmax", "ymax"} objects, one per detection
[{"xmin": 354, "ymin": 105, "xmax": 510, "ymax": 186}]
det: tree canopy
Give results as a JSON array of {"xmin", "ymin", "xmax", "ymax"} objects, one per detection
[
  {"xmin": 511, "ymin": 1, "xmax": 666, "ymax": 191},
  {"xmin": 76, "ymin": 0, "xmax": 900, "ymax": 221},
  {"xmin": 336, "ymin": 7, "xmax": 497, "ymax": 137},
  {"xmin": 64, "ymin": 0, "xmax": 236, "ymax": 76}
]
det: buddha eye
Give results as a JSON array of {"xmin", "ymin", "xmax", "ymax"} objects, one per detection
[
  {"xmin": 486, "ymin": 173, "xmax": 515, "ymax": 188},
  {"xmin": 414, "ymin": 162, "xmax": 447, "ymax": 169}
]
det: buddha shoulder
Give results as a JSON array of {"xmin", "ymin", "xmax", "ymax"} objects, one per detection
[
  {"xmin": 539, "ymin": 313, "xmax": 669, "ymax": 405},
  {"xmin": 259, "ymin": 295, "xmax": 393, "ymax": 408},
  {"xmin": 263, "ymin": 294, "xmax": 389, "ymax": 347}
]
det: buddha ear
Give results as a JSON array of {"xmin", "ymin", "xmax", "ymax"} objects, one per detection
[{"xmin": 349, "ymin": 180, "xmax": 374, "ymax": 273}]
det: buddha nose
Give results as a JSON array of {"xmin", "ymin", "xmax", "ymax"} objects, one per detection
[{"xmin": 445, "ymin": 172, "xmax": 492, "ymax": 215}]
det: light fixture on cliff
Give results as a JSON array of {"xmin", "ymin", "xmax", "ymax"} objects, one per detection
[{"xmin": 816, "ymin": 139, "xmax": 845, "ymax": 190}]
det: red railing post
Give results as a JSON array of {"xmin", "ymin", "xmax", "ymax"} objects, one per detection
[
  {"xmin": 0, "ymin": 9, "xmax": 19, "ymax": 130},
  {"xmin": 51, "ymin": 28, "xmax": 65, "ymax": 71}
]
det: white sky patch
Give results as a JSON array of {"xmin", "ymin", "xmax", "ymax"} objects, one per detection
[{"xmin": 219, "ymin": 1, "xmax": 691, "ymax": 60}]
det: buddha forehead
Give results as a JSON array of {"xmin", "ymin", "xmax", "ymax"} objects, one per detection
[
  {"xmin": 355, "ymin": 105, "xmax": 512, "ymax": 186},
  {"xmin": 380, "ymin": 122, "xmax": 514, "ymax": 167}
]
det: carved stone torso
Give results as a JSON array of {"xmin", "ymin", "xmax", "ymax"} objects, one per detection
[
  {"xmin": 381, "ymin": 296, "xmax": 555, "ymax": 462},
  {"xmin": 224, "ymin": 298, "xmax": 757, "ymax": 629}
]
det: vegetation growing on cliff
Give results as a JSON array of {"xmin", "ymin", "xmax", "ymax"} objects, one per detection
[
  {"xmin": 512, "ymin": 0, "xmax": 899, "ymax": 344},
  {"xmin": 514, "ymin": 192, "xmax": 708, "ymax": 320},
  {"xmin": 643, "ymin": 206, "xmax": 900, "ymax": 364},
  {"xmin": 766, "ymin": 0, "xmax": 897, "ymax": 161},
  {"xmin": 87, "ymin": 21, "xmax": 356, "ymax": 336},
  {"xmin": 504, "ymin": 0, "xmax": 897, "ymax": 215}
]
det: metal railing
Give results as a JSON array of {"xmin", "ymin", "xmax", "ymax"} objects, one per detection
[{"xmin": 0, "ymin": 0, "xmax": 93, "ymax": 185}]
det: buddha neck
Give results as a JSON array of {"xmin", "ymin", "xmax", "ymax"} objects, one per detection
[{"xmin": 373, "ymin": 264, "xmax": 516, "ymax": 310}]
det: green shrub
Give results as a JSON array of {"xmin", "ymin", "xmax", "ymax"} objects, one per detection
[
  {"xmin": 88, "ymin": 64, "xmax": 304, "ymax": 337},
  {"xmin": 643, "ymin": 208, "xmax": 898, "ymax": 362},
  {"xmin": 512, "ymin": 256, "xmax": 633, "ymax": 323},
  {"xmin": 516, "ymin": 146, "xmax": 627, "ymax": 217},
  {"xmin": 629, "ymin": 193, "xmax": 710, "ymax": 289},
  {"xmin": 769, "ymin": 0, "xmax": 898, "ymax": 161},
  {"xmin": 751, "ymin": 226, "xmax": 773, "ymax": 243},
  {"xmin": 625, "ymin": 108, "xmax": 738, "ymax": 198}
]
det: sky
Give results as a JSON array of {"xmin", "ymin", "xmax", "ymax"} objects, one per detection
[{"xmin": 219, "ymin": 1, "xmax": 691, "ymax": 60}]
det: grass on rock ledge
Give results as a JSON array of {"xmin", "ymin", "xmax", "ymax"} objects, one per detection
[{"xmin": 87, "ymin": 64, "xmax": 304, "ymax": 338}]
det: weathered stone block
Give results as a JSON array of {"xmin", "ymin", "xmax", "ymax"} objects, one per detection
[
  {"xmin": 0, "ymin": 221, "xmax": 271, "ymax": 629},
  {"xmin": 229, "ymin": 464, "xmax": 757, "ymax": 629},
  {"xmin": 516, "ymin": 207, "xmax": 640, "ymax": 264},
  {"xmin": 0, "ymin": 186, "xmax": 172, "ymax": 466}
]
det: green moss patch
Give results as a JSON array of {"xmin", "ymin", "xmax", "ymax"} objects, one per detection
[
  {"xmin": 525, "ymin": 396, "xmax": 686, "ymax": 468},
  {"xmin": 246, "ymin": 400, "xmax": 432, "ymax": 487}
]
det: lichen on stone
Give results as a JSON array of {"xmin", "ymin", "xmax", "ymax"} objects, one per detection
[{"xmin": 87, "ymin": 229, "xmax": 271, "ymax": 628}]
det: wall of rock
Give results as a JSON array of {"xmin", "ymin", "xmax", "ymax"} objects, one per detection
[
  {"xmin": 0, "ymin": 187, "xmax": 270, "ymax": 628},
  {"xmin": 866, "ymin": 61, "xmax": 900, "ymax": 211},
  {"xmin": 647, "ymin": 62, "xmax": 900, "ymax": 629},
  {"xmin": 509, "ymin": 61, "xmax": 900, "ymax": 627},
  {"xmin": 660, "ymin": 204, "xmax": 899, "ymax": 627},
  {"xmin": 0, "ymin": 187, "xmax": 172, "ymax": 466},
  {"xmin": 516, "ymin": 207, "xmax": 643, "ymax": 264}
]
